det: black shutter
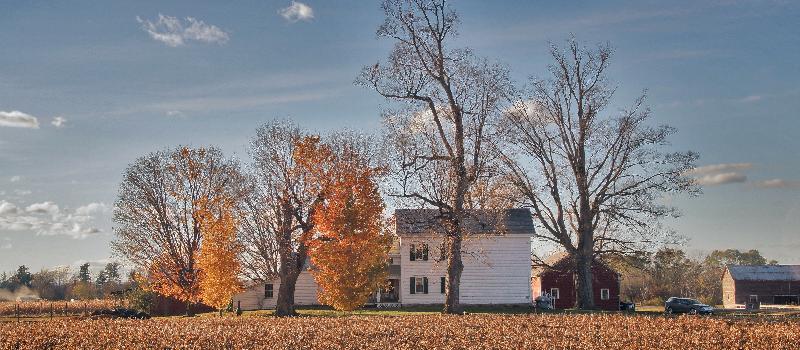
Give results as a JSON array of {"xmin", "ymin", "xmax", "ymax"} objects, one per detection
[
  {"xmin": 410, "ymin": 277, "xmax": 416, "ymax": 294},
  {"xmin": 422, "ymin": 244, "xmax": 428, "ymax": 261},
  {"xmin": 423, "ymin": 277, "xmax": 429, "ymax": 294},
  {"xmin": 440, "ymin": 277, "xmax": 446, "ymax": 294},
  {"xmin": 410, "ymin": 244, "xmax": 416, "ymax": 261}
]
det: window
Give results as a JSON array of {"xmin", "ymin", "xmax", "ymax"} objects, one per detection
[
  {"xmin": 409, "ymin": 243, "xmax": 429, "ymax": 261},
  {"xmin": 550, "ymin": 288, "xmax": 560, "ymax": 299},
  {"xmin": 410, "ymin": 277, "xmax": 428, "ymax": 294},
  {"xmin": 440, "ymin": 277, "xmax": 446, "ymax": 294},
  {"xmin": 264, "ymin": 284, "xmax": 274, "ymax": 298},
  {"xmin": 600, "ymin": 288, "xmax": 610, "ymax": 300}
]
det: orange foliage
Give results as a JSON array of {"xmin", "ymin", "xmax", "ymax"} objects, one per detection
[
  {"xmin": 196, "ymin": 197, "xmax": 243, "ymax": 312},
  {"xmin": 296, "ymin": 136, "xmax": 391, "ymax": 311},
  {"xmin": 146, "ymin": 253, "xmax": 200, "ymax": 304}
]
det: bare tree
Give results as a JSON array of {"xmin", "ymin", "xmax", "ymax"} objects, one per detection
[
  {"xmin": 237, "ymin": 175, "xmax": 281, "ymax": 283},
  {"xmin": 112, "ymin": 146, "xmax": 245, "ymax": 314},
  {"xmin": 501, "ymin": 38, "xmax": 698, "ymax": 309},
  {"xmin": 358, "ymin": 0, "xmax": 512, "ymax": 313},
  {"xmin": 245, "ymin": 120, "xmax": 322, "ymax": 317}
]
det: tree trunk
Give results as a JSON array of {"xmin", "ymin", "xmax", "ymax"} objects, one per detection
[
  {"xmin": 275, "ymin": 201, "xmax": 301, "ymax": 317},
  {"xmin": 443, "ymin": 226, "xmax": 464, "ymax": 314},
  {"xmin": 275, "ymin": 267, "xmax": 299, "ymax": 317},
  {"xmin": 575, "ymin": 250, "xmax": 595, "ymax": 309}
]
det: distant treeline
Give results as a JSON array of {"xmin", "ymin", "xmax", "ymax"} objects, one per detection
[
  {"xmin": 615, "ymin": 248, "xmax": 777, "ymax": 306},
  {"xmin": 0, "ymin": 262, "xmax": 132, "ymax": 301}
]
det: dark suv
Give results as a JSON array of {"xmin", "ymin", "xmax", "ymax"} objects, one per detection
[{"xmin": 664, "ymin": 297, "xmax": 714, "ymax": 315}]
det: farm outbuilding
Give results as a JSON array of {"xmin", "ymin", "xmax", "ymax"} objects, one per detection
[
  {"xmin": 722, "ymin": 265, "xmax": 800, "ymax": 309},
  {"xmin": 531, "ymin": 253, "xmax": 621, "ymax": 310}
]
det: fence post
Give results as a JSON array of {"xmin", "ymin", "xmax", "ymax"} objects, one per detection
[
  {"xmin": 50, "ymin": 302, "xmax": 54, "ymax": 319},
  {"xmin": 15, "ymin": 303, "xmax": 19, "ymax": 322}
]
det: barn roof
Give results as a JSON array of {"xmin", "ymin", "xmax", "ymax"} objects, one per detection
[
  {"xmin": 394, "ymin": 208, "xmax": 534, "ymax": 236},
  {"xmin": 726, "ymin": 265, "xmax": 800, "ymax": 281},
  {"xmin": 531, "ymin": 252, "xmax": 619, "ymax": 277}
]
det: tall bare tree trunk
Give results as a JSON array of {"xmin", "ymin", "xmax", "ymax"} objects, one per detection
[
  {"xmin": 444, "ymin": 223, "xmax": 464, "ymax": 314},
  {"xmin": 275, "ymin": 201, "xmax": 302, "ymax": 317},
  {"xmin": 275, "ymin": 266, "xmax": 299, "ymax": 317},
  {"xmin": 575, "ymin": 249, "xmax": 594, "ymax": 309},
  {"xmin": 444, "ymin": 135, "xmax": 468, "ymax": 314}
]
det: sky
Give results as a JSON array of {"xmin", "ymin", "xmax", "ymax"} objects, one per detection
[{"xmin": 1, "ymin": 0, "xmax": 798, "ymax": 273}]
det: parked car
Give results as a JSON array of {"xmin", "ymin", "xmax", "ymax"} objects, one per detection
[
  {"xmin": 619, "ymin": 301, "xmax": 636, "ymax": 311},
  {"xmin": 664, "ymin": 297, "xmax": 714, "ymax": 315}
]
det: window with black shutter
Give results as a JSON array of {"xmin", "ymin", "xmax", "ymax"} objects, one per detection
[
  {"xmin": 410, "ymin": 277, "xmax": 416, "ymax": 294},
  {"xmin": 410, "ymin": 244, "xmax": 416, "ymax": 261},
  {"xmin": 440, "ymin": 277, "xmax": 446, "ymax": 294},
  {"xmin": 265, "ymin": 284, "xmax": 274, "ymax": 298},
  {"xmin": 423, "ymin": 277, "xmax": 428, "ymax": 294},
  {"xmin": 422, "ymin": 244, "xmax": 429, "ymax": 261}
]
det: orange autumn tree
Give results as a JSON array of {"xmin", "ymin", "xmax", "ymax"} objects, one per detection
[
  {"xmin": 195, "ymin": 196, "xmax": 243, "ymax": 315},
  {"xmin": 113, "ymin": 146, "xmax": 245, "ymax": 315},
  {"xmin": 295, "ymin": 136, "xmax": 391, "ymax": 311}
]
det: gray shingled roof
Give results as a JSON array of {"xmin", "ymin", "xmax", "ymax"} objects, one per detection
[
  {"xmin": 727, "ymin": 265, "xmax": 800, "ymax": 281},
  {"xmin": 394, "ymin": 208, "xmax": 534, "ymax": 236}
]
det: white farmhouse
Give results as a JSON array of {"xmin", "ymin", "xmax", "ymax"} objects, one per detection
[{"xmin": 233, "ymin": 208, "xmax": 534, "ymax": 310}]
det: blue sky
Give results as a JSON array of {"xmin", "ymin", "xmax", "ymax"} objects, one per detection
[{"xmin": 1, "ymin": 0, "xmax": 798, "ymax": 272}]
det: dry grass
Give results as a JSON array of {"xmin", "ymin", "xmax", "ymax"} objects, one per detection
[
  {"xmin": 1, "ymin": 313, "xmax": 799, "ymax": 349},
  {"xmin": 0, "ymin": 300, "xmax": 121, "ymax": 317}
]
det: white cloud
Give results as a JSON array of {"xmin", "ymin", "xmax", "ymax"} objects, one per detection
[
  {"xmin": 754, "ymin": 179, "xmax": 800, "ymax": 189},
  {"xmin": 694, "ymin": 172, "xmax": 748, "ymax": 186},
  {"xmin": 165, "ymin": 110, "xmax": 185, "ymax": 118},
  {"xmin": 739, "ymin": 95, "xmax": 762, "ymax": 103},
  {"xmin": 25, "ymin": 201, "xmax": 60, "ymax": 216},
  {"xmin": 14, "ymin": 190, "xmax": 32, "ymax": 196},
  {"xmin": 279, "ymin": 1, "xmax": 314, "ymax": 22},
  {"xmin": 9, "ymin": 176, "xmax": 21, "ymax": 182},
  {"xmin": 137, "ymin": 14, "xmax": 230, "ymax": 47},
  {"xmin": 75, "ymin": 202, "xmax": 109, "ymax": 216},
  {"xmin": 0, "ymin": 110, "xmax": 39, "ymax": 129},
  {"xmin": 1, "ymin": 200, "xmax": 107, "ymax": 239},
  {"xmin": 684, "ymin": 163, "xmax": 753, "ymax": 176},
  {"xmin": 0, "ymin": 238, "xmax": 11, "ymax": 250},
  {"xmin": 51, "ymin": 116, "xmax": 67, "ymax": 128},
  {"xmin": 0, "ymin": 201, "xmax": 19, "ymax": 215}
]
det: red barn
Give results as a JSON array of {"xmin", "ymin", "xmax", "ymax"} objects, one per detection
[{"xmin": 531, "ymin": 253, "xmax": 621, "ymax": 310}]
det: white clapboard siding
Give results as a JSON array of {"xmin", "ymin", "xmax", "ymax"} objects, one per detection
[
  {"xmin": 399, "ymin": 235, "xmax": 532, "ymax": 305},
  {"xmin": 233, "ymin": 271, "xmax": 321, "ymax": 310}
]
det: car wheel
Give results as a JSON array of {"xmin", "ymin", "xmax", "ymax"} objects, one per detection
[
  {"xmin": 689, "ymin": 308, "xmax": 697, "ymax": 315},
  {"xmin": 665, "ymin": 307, "xmax": 673, "ymax": 315}
]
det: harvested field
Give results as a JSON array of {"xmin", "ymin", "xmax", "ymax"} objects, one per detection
[
  {"xmin": 1, "ymin": 313, "xmax": 799, "ymax": 349},
  {"xmin": 0, "ymin": 300, "xmax": 120, "ymax": 318}
]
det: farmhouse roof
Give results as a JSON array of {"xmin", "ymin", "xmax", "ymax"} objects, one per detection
[
  {"xmin": 394, "ymin": 208, "xmax": 534, "ymax": 236},
  {"xmin": 726, "ymin": 265, "xmax": 800, "ymax": 281}
]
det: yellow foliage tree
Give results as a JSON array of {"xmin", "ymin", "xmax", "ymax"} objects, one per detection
[
  {"xmin": 196, "ymin": 197, "xmax": 243, "ymax": 315},
  {"xmin": 297, "ymin": 136, "xmax": 391, "ymax": 311}
]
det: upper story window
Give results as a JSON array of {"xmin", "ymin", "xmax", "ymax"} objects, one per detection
[{"xmin": 409, "ymin": 243, "xmax": 429, "ymax": 261}]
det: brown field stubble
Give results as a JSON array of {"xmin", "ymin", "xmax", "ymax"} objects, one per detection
[{"xmin": 1, "ymin": 313, "xmax": 798, "ymax": 349}]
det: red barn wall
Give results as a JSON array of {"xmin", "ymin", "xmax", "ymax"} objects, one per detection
[
  {"xmin": 733, "ymin": 280, "xmax": 800, "ymax": 305},
  {"xmin": 532, "ymin": 260, "xmax": 620, "ymax": 311}
]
